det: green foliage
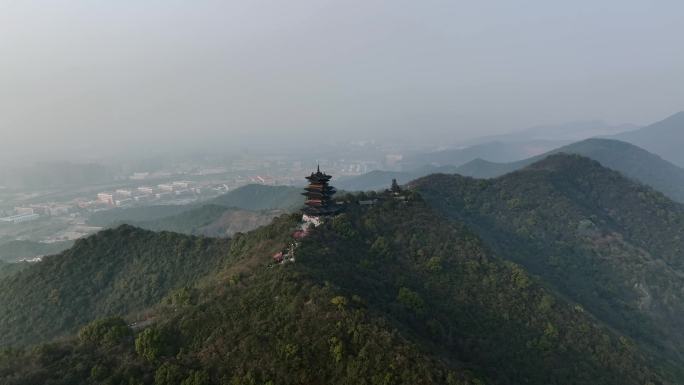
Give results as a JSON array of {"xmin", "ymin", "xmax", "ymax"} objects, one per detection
[
  {"xmin": 180, "ymin": 370, "xmax": 210, "ymax": 385},
  {"xmin": 415, "ymin": 153, "xmax": 684, "ymax": 379},
  {"xmin": 135, "ymin": 328, "xmax": 174, "ymax": 362},
  {"xmin": 330, "ymin": 214, "xmax": 359, "ymax": 239},
  {"xmin": 210, "ymin": 184, "xmax": 304, "ymax": 211},
  {"xmin": 294, "ymin": 197, "xmax": 667, "ymax": 384},
  {"xmin": 396, "ymin": 287, "xmax": 425, "ymax": 314},
  {"xmin": 130, "ymin": 205, "xmax": 279, "ymax": 237},
  {"xmin": 0, "ymin": 260, "xmax": 29, "ymax": 279},
  {"xmin": 0, "ymin": 182, "xmax": 676, "ymax": 384},
  {"xmin": 330, "ymin": 295, "xmax": 348, "ymax": 310},
  {"xmin": 0, "ymin": 225, "xmax": 231, "ymax": 347},
  {"xmin": 78, "ymin": 317, "xmax": 132, "ymax": 347},
  {"xmin": 130, "ymin": 204, "xmax": 228, "ymax": 234},
  {"xmin": 88, "ymin": 205, "xmax": 190, "ymax": 227},
  {"xmin": 154, "ymin": 362, "xmax": 183, "ymax": 385}
]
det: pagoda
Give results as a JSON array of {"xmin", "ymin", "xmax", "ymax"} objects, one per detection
[{"xmin": 302, "ymin": 165, "xmax": 339, "ymax": 218}]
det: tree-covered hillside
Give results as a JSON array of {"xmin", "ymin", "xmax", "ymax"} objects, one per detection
[
  {"xmin": 88, "ymin": 205, "xmax": 191, "ymax": 227},
  {"xmin": 129, "ymin": 204, "xmax": 280, "ymax": 237},
  {"xmin": 414, "ymin": 153, "xmax": 684, "ymax": 375},
  {"xmin": 210, "ymin": 184, "xmax": 304, "ymax": 211},
  {"xmin": 0, "ymin": 226, "xmax": 231, "ymax": 347},
  {"xmin": 0, "ymin": 261, "xmax": 28, "ymax": 280},
  {"xmin": 0, "ymin": 191, "xmax": 673, "ymax": 384}
]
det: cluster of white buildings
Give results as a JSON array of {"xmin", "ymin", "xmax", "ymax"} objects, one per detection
[
  {"xmin": 0, "ymin": 212, "xmax": 40, "ymax": 224},
  {"xmin": 96, "ymin": 181, "xmax": 198, "ymax": 207},
  {"xmin": 0, "ymin": 203, "xmax": 79, "ymax": 224},
  {"xmin": 0, "ymin": 207, "xmax": 41, "ymax": 224}
]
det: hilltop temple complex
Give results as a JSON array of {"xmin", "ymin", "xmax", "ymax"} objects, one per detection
[{"xmin": 273, "ymin": 166, "xmax": 340, "ymax": 265}]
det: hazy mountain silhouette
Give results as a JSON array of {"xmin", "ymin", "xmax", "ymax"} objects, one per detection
[
  {"xmin": 615, "ymin": 111, "xmax": 684, "ymax": 167},
  {"xmin": 454, "ymin": 138, "xmax": 684, "ymax": 203}
]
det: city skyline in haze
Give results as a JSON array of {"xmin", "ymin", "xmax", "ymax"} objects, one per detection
[{"xmin": 1, "ymin": 1, "xmax": 683, "ymax": 161}]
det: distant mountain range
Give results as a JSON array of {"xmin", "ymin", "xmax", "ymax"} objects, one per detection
[
  {"xmin": 400, "ymin": 140, "xmax": 566, "ymax": 169},
  {"xmin": 340, "ymin": 137, "xmax": 684, "ymax": 202},
  {"xmin": 462, "ymin": 120, "xmax": 638, "ymax": 145},
  {"xmin": 615, "ymin": 111, "xmax": 684, "ymax": 167},
  {"xmin": 399, "ymin": 120, "xmax": 640, "ymax": 170},
  {"xmin": 343, "ymin": 117, "xmax": 684, "ymax": 204},
  {"xmin": 453, "ymin": 138, "xmax": 684, "ymax": 203},
  {"xmin": 336, "ymin": 165, "xmax": 459, "ymax": 191}
]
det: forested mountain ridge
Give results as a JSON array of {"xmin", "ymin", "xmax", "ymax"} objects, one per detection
[
  {"xmin": 399, "ymin": 140, "xmax": 563, "ymax": 169},
  {"xmin": 413, "ymin": 153, "xmax": 684, "ymax": 375},
  {"xmin": 0, "ymin": 260, "xmax": 27, "ymax": 280},
  {"xmin": 454, "ymin": 138, "xmax": 684, "ymax": 203},
  {"xmin": 0, "ymin": 226, "xmax": 232, "ymax": 347},
  {"xmin": 0, "ymin": 190, "xmax": 672, "ymax": 384},
  {"xmin": 127, "ymin": 204, "xmax": 281, "ymax": 237}
]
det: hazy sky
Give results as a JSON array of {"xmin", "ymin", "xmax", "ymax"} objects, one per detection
[{"xmin": 1, "ymin": 0, "xmax": 683, "ymax": 159}]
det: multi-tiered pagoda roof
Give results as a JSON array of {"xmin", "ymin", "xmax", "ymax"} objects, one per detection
[{"xmin": 302, "ymin": 165, "xmax": 339, "ymax": 217}]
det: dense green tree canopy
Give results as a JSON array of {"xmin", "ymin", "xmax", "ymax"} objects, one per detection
[{"xmin": 1, "ymin": 159, "xmax": 682, "ymax": 383}]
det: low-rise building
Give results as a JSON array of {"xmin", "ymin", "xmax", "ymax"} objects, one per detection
[
  {"xmin": 97, "ymin": 193, "xmax": 115, "ymax": 205},
  {"xmin": 14, "ymin": 207, "xmax": 34, "ymax": 215},
  {"xmin": 155, "ymin": 192, "xmax": 172, "ymax": 199},
  {"xmin": 115, "ymin": 198, "xmax": 134, "ymax": 207},
  {"xmin": 49, "ymin": 205, "xmax": 71, "ymax": 216},
  {"xmin": 130, "ymin": 172, "xmax": 149, "ymax": 180},
  {"xmin": 137, "ymin": 186, "xmax": 155, "ymax": 195},
  {"xmin": 172, "ymin": 181, "xmax": 191, "ymax": 189},
  {"xmin": 115, "ymin": 189, "xmax": 133, "ymax": 197}
]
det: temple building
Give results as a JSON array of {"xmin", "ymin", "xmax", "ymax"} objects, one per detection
[{"xmin": 302, "ymin": 165, "xmax": 340, "ymax": 220}]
